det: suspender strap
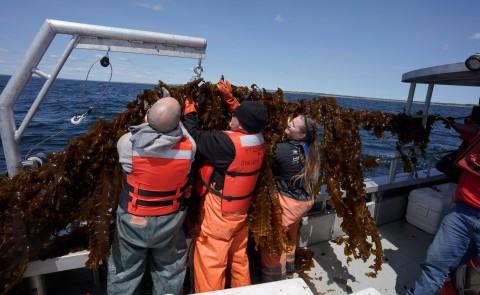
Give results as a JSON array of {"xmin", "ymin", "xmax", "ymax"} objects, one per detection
[
  {"xmin": 225, "ymin": 168, "xmax": 262, "ymax": 177},
  {"xmin": 207, "ymin": 185, "xmax": 253, "ymax": 201},
  {"xmin": 125, "ymin": 195, "xmax": 185, "ymax": 207},
  {"xmin": 126, "ymin": 181, "xmax": 190, "ymax": 197},
  {"xmin": 199, "ymin": 175, "xmax": 210, "ymax": 188}
]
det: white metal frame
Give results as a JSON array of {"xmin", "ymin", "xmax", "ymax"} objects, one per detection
[
  {"xmin": 388, "ymin": 82, "xmax": 434, "ymax": 183},
  {"xmin": 0, "ymin": 19, "xmax": 207, "ymax": 177},
  {"xmin": 393, "ymin": 60, "xmax": 480, "ymax": 183}
]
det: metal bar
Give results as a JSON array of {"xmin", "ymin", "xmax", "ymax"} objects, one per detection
[
  {"xmin": 404, "ymin": 83, "xmax": 416, "ymax": 115},
  {"xmin": 92, "ymin": 269, "xmax": 100, "ymax": 286},
  {"xmin": 0, "ymin": 20, "xmax": 56, "ymax": 177},
  {"xmin": 0, "ymin": 21, "xmax": 55, "ymax": 109},
  {"xmin": 194, "ymin": 58, "xmax": 203, "ymax": 79},
  {"xmin": 0, "ymin": 18, "xmax": 207, "ymax": 177},
  {"xmin": 76, "ymin": 37, "xmax": 204, "ymax": 59},
  {"xmin": 0, "ymin": 109, "xmax": 22, "ymax": 175},
  {"xmin": 32, "ymin": 68, "xmax": 51, "ymax": 79},
  {"xmin": 375, "ymin": 148, "xmax": 457, "ymax": 162},
  {"xmin": 46, "ymin": 19, "xmax": 207, "ymax": 51},
  {"xmin": 15, "ymin": 35, "xmax": 79, "ymax": 142},
  {"xmin": 422, "ymin": 83, "xmax": 434, "ymax": 126},
  {"xmin": 388, "ymin": 158, "xmax": 399, "ymax": 183},
  {"xmin": 28, "ymin": 276, "xmax": 46, "ymax": 295}
]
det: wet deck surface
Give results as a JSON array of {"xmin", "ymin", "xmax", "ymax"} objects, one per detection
[{"xmin": 297, "ymin": 221, "xmax": 434, "ymax": 295}]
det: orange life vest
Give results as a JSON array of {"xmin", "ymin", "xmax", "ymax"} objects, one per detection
[
  {"xmin": 119, "ymin": 136, "xmax": 194, "ymax": 216},
  {"xmin": 197, "ymin": 131, "xmax": 265, "ymax": 213}
]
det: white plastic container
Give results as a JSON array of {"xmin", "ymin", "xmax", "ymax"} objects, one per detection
[
  {"xmin": 406, "ymin": 183, "xmax": 457, "ymax": 234},
  {"xmin": 351, "ymin": 288, "xmax": 382, "ymax": 295}
]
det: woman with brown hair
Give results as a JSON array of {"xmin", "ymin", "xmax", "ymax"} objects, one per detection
[{"xmin": 260, "ymin": 114, "xmax": 322, "ymax": 282}]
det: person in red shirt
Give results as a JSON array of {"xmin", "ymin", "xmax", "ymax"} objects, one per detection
[
  {"xmin": 408, "ymin": 132, "xmax": 480, "ymax": 295},
  {"xmin": 436, "ymin": 106, "xmax": 480, "ymax": 181},
  {"xmin": 449, "ymin": 106, "xmax": 480, "ymax": 152}
]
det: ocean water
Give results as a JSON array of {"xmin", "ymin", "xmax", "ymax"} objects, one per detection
[{"xmin": 0, "ymin": 74, "xmax": 472, "ymax": 176}]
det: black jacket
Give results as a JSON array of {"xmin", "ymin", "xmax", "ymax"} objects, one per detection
[
  {"xmin": 183, "ymin": 112, "xmax": 234, "ymax": 189},
  {"xmin": 272, "ymin": 141, "xmax": 310, "ymax": 201}
]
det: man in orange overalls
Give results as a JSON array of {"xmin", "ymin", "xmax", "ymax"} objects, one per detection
[{"xmin": 183, "ymin": 80, "xmax": 268, "ymax": 292}]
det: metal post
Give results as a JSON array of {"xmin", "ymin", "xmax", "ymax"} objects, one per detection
[
  {"xmin": 15, "ymin": 35, "xmax": 79, "ymax": 141},
  {"xmin": 422, "ymin": 84, "xmax": 434, "ymax": 126},
  {"xmin": 394, "ymin": 83, "xmax": 417, "ymax": 183},
  {"xmin": 32, "ymin": 68, "xmax": 51, "ymax": 79},
  {"xmin": 28, "ymin": 276, "xmax": 46, "ymax": 295},
  {"xmin": 404, "ymin": 83, "xmax": 416, "ymax": 115},
  {"xmin": 388, "ymin": 158, "xmax": 399, "ymax": 183},
  {"xmin": 92, "ymin": 269, "xmax": 100, "ymax": 286},
  {"xmin": 0, "ymin": 20, "xmax": 56, "ymax": 177},
  {"xmin": 0, "ymin": 108, "xmax": 22, "ymax": 175}
]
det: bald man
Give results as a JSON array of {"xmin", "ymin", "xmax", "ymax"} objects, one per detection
[{"xmin": 107, "ymin": 97, "xmax": 196, "ymax": 295}]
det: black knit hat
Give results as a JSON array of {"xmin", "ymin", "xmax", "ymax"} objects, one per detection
[{"xmin": 233, "ymin": 101, "xmax": 268, "ymax": 133}]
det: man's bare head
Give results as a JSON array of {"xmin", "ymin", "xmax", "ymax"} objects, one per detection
[{"xmin": 146, "ymin": 97, "xmax": 181, "ymax": 133}]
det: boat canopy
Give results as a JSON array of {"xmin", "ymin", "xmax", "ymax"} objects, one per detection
[
  {"xmin": 386, "ymin": 60, "xmax": 480, "ymax": 183},
  {"xmin": 402, "ymin": 62, "xmax": 480, "ymax": 86}
]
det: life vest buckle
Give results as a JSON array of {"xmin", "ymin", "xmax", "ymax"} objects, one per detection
[{"xmin": 130, "ymin": 195, "xmax": 138, "ymax": 207}]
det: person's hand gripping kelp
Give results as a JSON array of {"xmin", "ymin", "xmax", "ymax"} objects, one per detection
[
  {"xmin": 216, "ymin": 79, "xmax": 240, "ymax": 113},
  {"xmin": 183, "ymin": 79, "xmax": 240, "ymax": 116}
]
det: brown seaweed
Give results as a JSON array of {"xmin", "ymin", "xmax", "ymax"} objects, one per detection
[{"xmin": 0, "ymin": 80, "xmax": 435, "ymax": 293}]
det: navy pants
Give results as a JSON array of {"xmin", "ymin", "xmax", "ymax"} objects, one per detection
[
  {"xmin": 107, "ymin": 206, "xmax": 187, "ymax": 295},
  {"xmin": 409, "ymin": 202, "xmax": 480, "ymax": 295}
]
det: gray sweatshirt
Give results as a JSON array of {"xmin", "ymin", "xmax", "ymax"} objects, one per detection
[{"xmin": 117, "ymin": 122, "xmax": 196, "ymax": 173}]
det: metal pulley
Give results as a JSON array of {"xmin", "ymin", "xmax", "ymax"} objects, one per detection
[
  {"xmin": 100, "ymin": 55, "xmax": 110, "ymax": 67},
  {"xmin": 70, "ymin": 108, "xmax": 93, "ymax": 125},
  {"xmin": 21, "ymin": 152, "xmax": 47, "ymax": 169},
  {"xmin": 100, "ymin": 47, "xmax": 111, "ymax": 67},
  {"xmin": 193, "ymin": 58, "xmax": 203, "ymax": 79}
]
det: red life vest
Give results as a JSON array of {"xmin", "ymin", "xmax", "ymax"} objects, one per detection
[
  {"xmin": 457, "ymin": 133, "xmax": 480, "ymax": 177},
  {"xmin": 197, "ymin": 131, "xmax": 265, "ymax": 213},
  {"xmin": 119, "ymin": 136, "xmax": 194, "ymax": 216},
  {"xmin": 456, "ymin": 133, "xmax": 480, "ymax": 209}
]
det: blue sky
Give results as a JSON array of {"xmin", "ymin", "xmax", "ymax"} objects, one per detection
[{"xmin": 0, "ymin": 0, "xmax": 479, "ymax": 104}]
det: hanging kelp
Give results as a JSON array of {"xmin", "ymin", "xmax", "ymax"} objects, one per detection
[{"xmin": 0, "ymin": 79, "xmax": 435, "ymax": 293}]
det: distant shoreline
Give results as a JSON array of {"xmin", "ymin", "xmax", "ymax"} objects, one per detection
[
  {"xmin": 0, "ymin": 74, "xmax": 474, "ymax": 108},
  {"xmin": 282, "ymin": 90, "xmax": 475, "ymax": 108}
]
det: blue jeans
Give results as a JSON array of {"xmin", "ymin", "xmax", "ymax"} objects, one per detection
[{"xmin": 408, "ymin": 202, "xmax": 480, "ymax": 295}]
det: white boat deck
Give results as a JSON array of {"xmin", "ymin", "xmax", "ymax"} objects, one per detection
[{"xmin": 298, "ymin": 220, "xmax": 433, "ymax": 295}]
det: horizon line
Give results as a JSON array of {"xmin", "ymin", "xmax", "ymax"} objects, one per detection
[{"xmin": 0, "ymin": 73, "xmax": 475, "ymax": 108}]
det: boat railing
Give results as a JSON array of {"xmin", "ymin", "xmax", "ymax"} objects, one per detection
[
  {"xmin": 374, "ymin": 148, "xmax": 456, "ymax": 183},
  {"xmin": 0, "ymin": 19, "xmax": 207, "ymax": 177},
  {"xmin": 310, "ymin": 148, "xmax": 453, "ymax": 217},
  {"xmin": 0, "ymin": 18, "xmax": 206, "ymax": 295}
]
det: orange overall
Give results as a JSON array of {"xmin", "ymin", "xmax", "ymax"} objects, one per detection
[
  {"xmin": 193, "ymin": 131, "xmax": 265, "ymax": 292},
  {"xmin": 260, "ymin": 192, "xmax": 314, "ymax": 282}
]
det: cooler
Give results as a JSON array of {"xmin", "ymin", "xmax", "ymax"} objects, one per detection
[{"xmin": 406, "ymin": 183, "xmax": 457, "ymax": 234}]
